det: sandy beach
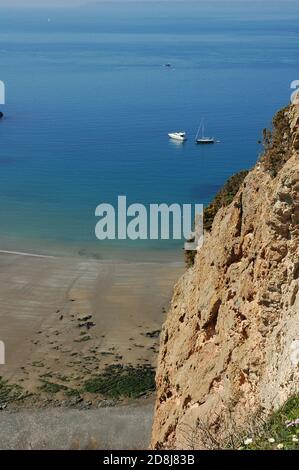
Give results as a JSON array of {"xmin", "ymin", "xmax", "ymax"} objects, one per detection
[{"xmin": 0, "ymin": 251, "xmax": 183, "ymax": 403}]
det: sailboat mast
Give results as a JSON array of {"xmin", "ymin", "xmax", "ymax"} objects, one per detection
[{"xmin": 195, "ymin": 119, "xmax": 203, "ymax": 141}]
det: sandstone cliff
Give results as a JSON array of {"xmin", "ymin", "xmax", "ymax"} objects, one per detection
[{"xmin": 151, "ymin": 102, "xmax": 299, "ymax": 449}]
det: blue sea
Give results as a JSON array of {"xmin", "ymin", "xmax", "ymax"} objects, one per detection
[{"xmin": 0, "ymin": 1, "xmax": 298, "ymax": 260}]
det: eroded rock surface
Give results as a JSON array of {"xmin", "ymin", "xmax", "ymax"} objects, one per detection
[{"xmin": 151, "ymin": 103, "xmax": 299, "ymax": 449}]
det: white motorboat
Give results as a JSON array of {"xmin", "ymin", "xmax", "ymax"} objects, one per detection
[{"xmin": 168, "ymin": 131, "xmax": 187, "ymax": 142}]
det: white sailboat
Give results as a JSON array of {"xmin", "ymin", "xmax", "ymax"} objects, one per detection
[{"xmin": 195, "ymin": 120, "xmax": 215, "ymax": 144}]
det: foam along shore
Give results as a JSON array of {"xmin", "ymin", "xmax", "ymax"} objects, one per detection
[
  {"xmin": 0, "ymin": 249, "xmax": 55, "ymax": 259},
  {"xmin": 0, "ymin": 250, "xmax": 183, "ymax": 402}
]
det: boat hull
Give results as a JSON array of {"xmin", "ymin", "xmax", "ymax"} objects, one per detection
[
  {"xmin": 196, "ymin": 139, "xmax": 215, "ymax": 144},
  {"xmin": 168, "ymin": 133, "xmax": 187, "ymax": 142}
]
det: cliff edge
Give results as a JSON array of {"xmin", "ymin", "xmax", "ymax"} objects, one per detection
[{"xmin": 151, "ymin": 102, "xmax": 299, "ymax": 449}]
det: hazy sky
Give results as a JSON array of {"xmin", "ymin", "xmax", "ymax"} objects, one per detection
[
  {"xmin": 0, "ymin": 0, "xmax": 83, "ymax": 5},
  {"xmin": 0, "ymin": 0, "xmax": 277, "ymax": 6},
  {"xmin": 0, "ymin": 0, "xmax": 177, "ymax": 4},
  {"xmin": 0, "ymin": 0, "xmax": 184, "ymax": 7},
  {"xmin": 0, "ymin": 0, "xmax": 253, "ymax": 6}
]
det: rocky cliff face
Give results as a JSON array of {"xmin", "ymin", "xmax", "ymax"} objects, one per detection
[{"xmin": 151, "ymin": 103, "xmax": 299, "ymax": 449}]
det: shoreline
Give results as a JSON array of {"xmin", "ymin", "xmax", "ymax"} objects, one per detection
[
  {"xmin": 0, "ymin": 236, "xmax": 184, "ymax": 264},
  {"xmin": 0, "ymin": 247, "xmax": 183, "ymax": 264},
  {"xmin": 0, "ymin": 249, "xmax": 55, "ymax": 259}
]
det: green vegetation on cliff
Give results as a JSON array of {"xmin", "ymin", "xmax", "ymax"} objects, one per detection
[
  {"xmin": 203, "ymin": 170, "xmax": 249, "ymax": 232},
  {"xmin": 261, "ymin": 106, "xmax": 292, "ymax": 177},
  {"xmin": 185, "ymin": 170, "xmax": 249, "ymax": 268},
  {"xmin": 240, "ymin": 395, "xmax": 299, "ymax": 450}
]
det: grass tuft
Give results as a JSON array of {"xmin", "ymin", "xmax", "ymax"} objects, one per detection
[
  {"xmin": 83, "ymin": 364, "xmax": 155, "ymax": 399},
  {"xmin": 0, "ymin": 376, "xmax": 25, "ymax": 404}
]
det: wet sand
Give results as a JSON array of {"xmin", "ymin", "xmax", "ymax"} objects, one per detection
[{"xmin": 0, "ymin": 251, "xmax": 182, "ymax": 397}]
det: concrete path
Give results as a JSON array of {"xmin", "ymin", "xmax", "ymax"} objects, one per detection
[{"xmin": 0, "ymin": 402, "xmax": 154, "ymax": 450}]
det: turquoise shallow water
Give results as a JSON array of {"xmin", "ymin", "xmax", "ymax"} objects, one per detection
[{"xmin": 0, "ymin": 1, "xmax": 298, "ymax": 259}]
